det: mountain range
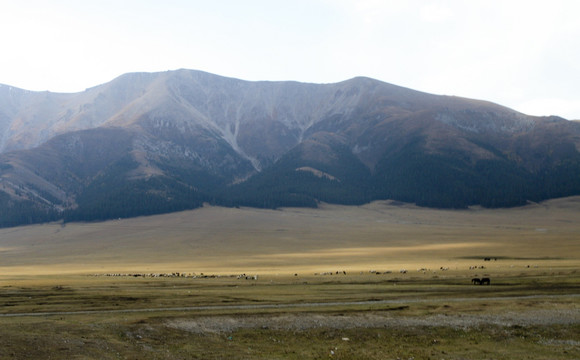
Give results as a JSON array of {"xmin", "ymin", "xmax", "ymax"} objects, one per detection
[{"xmin": 1, "ymin": 69, "xmax": 579, "ymax": 227}]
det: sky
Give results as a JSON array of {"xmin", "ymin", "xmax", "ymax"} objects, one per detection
[{"xmin": 1, "ymin": 0, "xmax": 579, "ymax": 119}]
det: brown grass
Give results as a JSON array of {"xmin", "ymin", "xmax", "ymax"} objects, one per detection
[
  {"xmin": 0, "ymin": 197, "xmax": 579, "ymax": 276},
  {"xmin": 0, "ymin": 198, "xmax": 578, "ymax": 359}
]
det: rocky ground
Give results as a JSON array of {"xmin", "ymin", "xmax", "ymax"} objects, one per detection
[{"xmin": 167, "ymin": 308, "xmax": 580, "ymax": 334}]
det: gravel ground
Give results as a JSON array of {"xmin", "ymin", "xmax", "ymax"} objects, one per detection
[{"xmin": 166, "ymin": 308, "xmax": 580, "ymax": 334}]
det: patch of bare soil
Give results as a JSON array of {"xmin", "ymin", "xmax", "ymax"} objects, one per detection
[{"xmin": 166, "ymin": 309, "xmax": 580, "ymax": 333}]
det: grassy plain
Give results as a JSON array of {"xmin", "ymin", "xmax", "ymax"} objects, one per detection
[{"xmin": 0, "ymin": 197, "xmax": 579, "ymax": 359}]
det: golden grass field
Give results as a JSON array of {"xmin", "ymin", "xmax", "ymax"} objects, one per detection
[
  {"xmin": 1, "ymin": 197, "xmax": 579, "ymax": 277},
  {"xmin": 0, "ymin": 198, "xmax": 578, "ymax": 359}
]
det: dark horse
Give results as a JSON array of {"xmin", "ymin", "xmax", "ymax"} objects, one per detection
[{"xmin": 472, "ymin": 277, "xmax": 491, "ymax": 285}]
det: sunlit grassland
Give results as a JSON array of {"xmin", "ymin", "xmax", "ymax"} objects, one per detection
[
  {"xmin": 0, "ymin": 197, "xmax": 578, "ymax": 276},
  {"xmin": 0, "ymin": 197, "xmax": 578, "ymax": 359}
]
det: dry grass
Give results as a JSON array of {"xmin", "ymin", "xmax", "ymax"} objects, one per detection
[
  {"xmin": 1, "ymin": 197, "xmax": 579, "ymax": 276},
  {"xmin": 0, "ymin": 272, "xmax": 578, "ymax": 359},
  {"xmin": 0, "ymin": 198, "xmax": 579, "ymax": 359}
]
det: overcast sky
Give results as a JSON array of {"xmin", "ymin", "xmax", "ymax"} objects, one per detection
[{"xmin": 1, "ymin": 0, "xmax": 579, "ymax": 119}]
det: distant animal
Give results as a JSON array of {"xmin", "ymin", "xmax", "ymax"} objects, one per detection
[
  {"xmin": 471, "ymin": 278, "xmax": 481, "ymax": 285},
  {"xmin": 480, "ymin": 277, "xmax": 490, "ymax": 285}
]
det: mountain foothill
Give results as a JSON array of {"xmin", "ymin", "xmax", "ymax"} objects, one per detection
[{"xmin": 0, "ymin": 69, "xmax": 579, "ymax": 227}]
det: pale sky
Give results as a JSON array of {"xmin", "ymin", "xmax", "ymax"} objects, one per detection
[{"xmin": 1, "ymin": 0, "xmax": 579, "ymax": 119}]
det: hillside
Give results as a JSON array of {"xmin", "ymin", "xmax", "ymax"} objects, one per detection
[
  {"xmin": 0, "ymin": 197, "xmax": 579, "ymax": 275},
  {"xmin": 1, "ymin": 70, "xmax": 580, "ymax": 227}
]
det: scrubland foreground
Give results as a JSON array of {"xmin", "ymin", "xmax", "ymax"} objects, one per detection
[{"xmin": 0, "ymin": 198, "xmax": 579, "ymax": 359}]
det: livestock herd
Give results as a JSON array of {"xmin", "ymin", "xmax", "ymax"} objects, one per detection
[
  {"xmin": 93, "ymin": 272, "xmax": 258, "ymax": 280},
  {"xmin": 90, "ymin": 259, "xmax": 545, "ymax": 285},
  {"xmin": 312, "ymin": 266, "xmax": 493, "ymax": 285}
]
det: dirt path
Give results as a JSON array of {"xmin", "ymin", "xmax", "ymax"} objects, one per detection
[{"xmin": 1, "ymin": 294, "xmax": 578, "ymax": 321}]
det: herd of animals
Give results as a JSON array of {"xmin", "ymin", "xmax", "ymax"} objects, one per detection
[
  {"xmin": 85, "ymin": 256, "xmax": 553, "ymax": 289},
  {"xmin": 88, "ymin": 257, "xmax": 510, "ymax": 285},
  {"xmin": 92, "ymin": 266, "xmax": 495, "ymax": 284}
]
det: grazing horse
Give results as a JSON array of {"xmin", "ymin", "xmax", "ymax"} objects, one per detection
[
  {"xmin": 480, "ymin": 277, "xmax": 491, "ymax": 285},
  {"xmin": 471, "ymin": 278, "xmax": 481, "ymax": 285}
]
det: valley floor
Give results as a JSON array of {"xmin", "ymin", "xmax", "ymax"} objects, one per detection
[
  {"xmin": 0, "ymin": 197, "xmax": 578, "ymax": 358},
  {"xmin": 0, "ymin": 272, "xmax": 578, "ymax": 359}
]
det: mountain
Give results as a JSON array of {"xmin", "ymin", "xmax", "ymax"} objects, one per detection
[{"xmin": 0, "ymin": 69, "xmax": 579, "ymax": 227}]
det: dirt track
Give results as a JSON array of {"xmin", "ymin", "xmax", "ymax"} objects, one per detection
[{"xmin": 2, "ymin": 294, "xmax": 578, "ymax": 322}]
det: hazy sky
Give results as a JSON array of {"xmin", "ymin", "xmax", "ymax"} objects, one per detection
[{"xmin": 1, "ymin": 0, "xmax": 579, "ymax": 119}]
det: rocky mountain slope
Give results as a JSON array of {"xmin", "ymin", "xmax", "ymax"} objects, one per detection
[{"xmin": 1, "ymin": 69, "xmax": 579, "ymax": 226}]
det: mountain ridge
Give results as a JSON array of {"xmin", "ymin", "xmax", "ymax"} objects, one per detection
[{"xmin": 0, "ymin": 69, "xmax": 579, "ymax": 227}]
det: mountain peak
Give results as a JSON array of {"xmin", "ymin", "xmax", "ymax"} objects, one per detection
[{"xmin": 0, "ymin": 69, "xmax": 579, "ymax": 226}]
